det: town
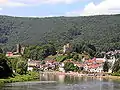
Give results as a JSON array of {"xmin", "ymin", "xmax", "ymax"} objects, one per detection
[
  {"xmin": 5, "ymin": 43, "xmax": 120, "ymax": 76},
  {"xmin": 0, "ymin": 2, "xmax": 120, "ymax": 89}
]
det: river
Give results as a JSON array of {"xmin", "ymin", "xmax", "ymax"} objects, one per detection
[{"xmin": 1, "ymin": 73, "xmax": 120, "ymax": 90}]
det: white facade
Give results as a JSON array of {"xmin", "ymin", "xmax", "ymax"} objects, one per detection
[
  {"xmin": 27, "ymin": 67, "xmax": 33, "ymax": 71},
  {"xmin": 59, "ymin": 67, "xmax": 65, "ymax": 72},
  {"xmin": 89, "ymin": 66, "xmax": 103, "ymax": 73}
]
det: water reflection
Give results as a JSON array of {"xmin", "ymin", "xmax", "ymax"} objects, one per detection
[
  {"xmin": 1, "ymin": 73, "xmax": 120, "ymax": 90},
  {"xmin": 58, "ymin": 75, "xmax": 65, "ymax": 83}
]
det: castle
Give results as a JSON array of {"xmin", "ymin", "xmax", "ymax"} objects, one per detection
[
  {"xmin": 6, "ymin": 44, "xmax": 25, "ymax": 57},
  {"xmin": 63, "ymin": 43, "xmax": 72, "ymax": 54}
]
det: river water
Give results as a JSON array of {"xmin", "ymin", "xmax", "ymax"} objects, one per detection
[{"xmin": 1, "ymin": 73, "xmax": 120, "ymax": 90}]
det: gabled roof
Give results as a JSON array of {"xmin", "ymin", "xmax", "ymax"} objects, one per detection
[
  {"xmin": 88, "ymin": 64, "xmax": 101, "ymax": 69},
  {"xmin": 85, "ymin": 59, "xmax": 95, "ymax": 63}
]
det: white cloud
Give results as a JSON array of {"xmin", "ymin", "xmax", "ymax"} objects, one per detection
[
  {"xmin": 19, "ymin": 0, "xmax": 79, "ymax": 4},
  {"xmin": 66, "ymin": 0, "xmax": 120, "ymax": 16},
  {"xmin": 2, "ymin": 2, "xmax": 27, "ymax": 7},
  {"xmin": 41, "ymin": 0, "xmax": 78, "ymax": 4},
  {"xmin": 0, "ymin": 0, "xmax": 28, "ymax": 8},
  {"xmin": 3, "ymin": 0, "xmax": 80, "ymax": 5},
  {"xmin": 0, "ymin": 0, "xmax": 81, "ymax": 9}
]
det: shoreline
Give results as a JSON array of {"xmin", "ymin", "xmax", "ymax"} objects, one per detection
[
  {"xmin": 41, "ymin": 71, "xmax": 120, "ymax": 80},
  {"xmin": 0, "ymin": 72, "xmax": 39, "ymax": 88},
  {"xmin": 1, "ymin": 71, "xmax": 120, "ymax": 87}
]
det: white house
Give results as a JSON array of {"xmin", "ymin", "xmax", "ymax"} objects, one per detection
[{"xmin": 27, "ymin": 59, "xmax": 41, "ymax": 71}]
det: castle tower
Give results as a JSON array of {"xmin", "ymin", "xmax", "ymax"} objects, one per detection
[
  {"xmin": 63, "ymin": 45, "xmax": 66, "ymax": 54},
  {"xmin": 21, "ymin": 47, "xmax": 25, "ymax": 55},
  {"xmin": 16, "ymin": 44, "xmax": 21, "ymax": 53},
  {"xmin": 63, "ymin": 43, "xmax": 72, "ymax": 54}
]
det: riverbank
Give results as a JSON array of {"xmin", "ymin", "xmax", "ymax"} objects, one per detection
[
  {"xmin": 41, "ymin": 71, "xmax": 120, "ymax": 80},
  {"xmin": 0, "ymin": 72, "xmax": 39, "ymax": 87}
]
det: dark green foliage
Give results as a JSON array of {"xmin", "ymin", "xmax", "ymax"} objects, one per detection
[
  {"xmin": 24, "ymin": 44, "xmax": 56, "ymax": 60},
  {"xmin": 16, "ymin": 61, "xmax": 27, "ymax": 75},
  {"xmin": 55, "ymin": 55, "xmax": 69, "ymax": 62},
  {"xmin": 103, "ymin": 61, "xmax": 109, "ymax": 72},
  {"xmin": 64, "ymin": 62, "xmax": 79, "ymax": 72},
  {"xmin": 112, "ymin": 58, "xmax": 120, "ymax": 73},
  {"xmin": 0, "ymin": 54, "xmax": 13, "ymax": 78},
  {"xmin": 72, "ymin": 54, "xmax": 82, "ymax": 62},
  {"xmin": 111, "ymin": 71, "xmax": 120, "ymax": 76},
  {"xmin": 41, "ymin": 61, "xmax": 45, "ymax": 64},
  {"xmin": 0, "ymin": 72, "xmax": 39, "ymax": 85},
  {"xmin": 68, "ymin": 52, "xmax": 82, "ymax": 62},
  {"xmin": 8, "ymin": 57, "xmax": 27, "ymax": 75},
  {"xmin": 55, "ymin": 52, "xmax": 82, "ymax": 62},
  {"xmin": 115, "ymin": 53, "xmax": 120, "ymax": 59},
  {"xmin": 0, "ymin": 48, "xmax": 3, "ymax": 53},
  {"xmin": 72, "ymin": 43, "xmax": 96, "ymax": 57},
  {"xmin": 8, "ymin": 57, "xmax": 18, "ymax": 71},
  {"xmin": 0, "ymin": 15, "xmax": 120, "ymax": 53},
  {"xmin": 95, "ymin": 51, "xmax": 104, "ymax": 58}
]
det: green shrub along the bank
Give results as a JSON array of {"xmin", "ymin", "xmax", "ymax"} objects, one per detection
[
  {"xmin": 0, "ymin": 72, "xmax": 39, "ymax": 87},
  {"xmin": 111, "ymin": 72, "xmax": 120, "ymax": 76}
]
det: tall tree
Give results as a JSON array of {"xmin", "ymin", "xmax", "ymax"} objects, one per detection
[
  {"xmin": 0, "ymin": 47, "xmax": 3, "ymax": 53},
  {"xmin": 0, "ymin": 54, "xmax": 13, "ymax": 78},
  {"xmin": 64, "ymin": 62, "xmax": 79, "ymax": 72},
  {"xmin": 103, "ymin": 61, "xmax": 109, "ymax": 72},
  {"xmin": 112, "ymin": 58, "xmax": 120, "ymax": 73}
]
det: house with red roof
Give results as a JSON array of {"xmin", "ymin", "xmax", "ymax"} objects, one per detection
[
  {"xmin": 83, "ymin": 57, "xmax": 105, "ymax": 72},
  {"xmin": 6, "ymin": 52, "xmax": 13, "ymax": 57},
  {"xmin": 27, "ymin": 59, "xmax": 41, "ymax": 71}
]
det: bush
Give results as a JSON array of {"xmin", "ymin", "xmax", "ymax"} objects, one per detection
[
  {"xmin": 8, "ymin": 57, "xmax": 28, "ymax": 75},
  {"xmin": 64, "ymin": 62, "xmax": 79, "ymax": 72},
  {"xmin": 0, "ymin": 71, "xmax": 39, "ymax": 87},
  {"xmin": 111, "ymin": 72, "xmax": 120, "ymax": 76},
  {"xmin": 0, "ymin": 80, "xmax": 4, "ymax": 87},
  {"xmin": 0, "ymin": 54, "xmax": 13, "ymax": 78},
  {"xmin": 56, "ymin": 55, "xmax": 68, "ymax": 62}
]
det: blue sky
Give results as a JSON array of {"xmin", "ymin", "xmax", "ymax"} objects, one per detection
[{"xmin": 0, "ymin": 0, "xmax": 120, "ymax": 17}]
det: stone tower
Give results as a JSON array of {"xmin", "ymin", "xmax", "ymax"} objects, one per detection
[
  {"xmin": 16, "ymin": 44, "xmax": 21, "ymax": 53},
  {"xmin": 21, "ymin": 47, "xmax": 25, "ymax": 55},
  {"xmin": 63, "ymin": 43, "xmax": 72, "ymax": 54}
]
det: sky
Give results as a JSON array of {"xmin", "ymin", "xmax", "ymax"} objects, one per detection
[{"xmin": 0, "ymin": 0, "xmax": 120, "ymax": 17}]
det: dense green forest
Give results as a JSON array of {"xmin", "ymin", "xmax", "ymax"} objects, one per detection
[{"xmin": 0, "ymin": 15, "xmax": 120, "ymax": 52}]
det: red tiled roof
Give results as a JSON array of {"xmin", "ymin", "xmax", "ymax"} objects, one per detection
[
  {"xmin": 88, "ymin": 64, "xmax": 101, "ymax": 69},
  {"xmin": 85, "ymin": 59, "xmax": 95, "ymax": 63},
  {"xmin": 96, "ymin": 60, "xmax": 104, "ymax": 63}
]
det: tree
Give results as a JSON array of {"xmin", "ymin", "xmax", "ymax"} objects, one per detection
[
  {"xmin": 0, "ymin": 47, "xmax": 3, "ymax": 53},
  {"xmin": 103, "ymin": 61, "xmax": 109, "ymax": 72},
  {"xmin": 112, "ymin": 58, "xmax": 120, "ymax": 73},
  {"xmin": 73, "ymin": 54, "xmax": 82, "ymax": 62},
  {"xmin": 0, "ymin": 54, "xmax": 13, "ymax": 78},
  {"xmin": 55, "ymin": 55, "xmax": 68, "ymax": 62},
  {"xmin": 16, "ymin": 60, "xmax": 27, "ymax": 75},
  {"xmin": 64, "ymin": 62, "xmax": 79, "ymax": 72},
  {"xmin": 23, "ymin": 44, "xmax": 57, "ymax": 60},
  {"xmin": 82, "ymin": 44, "xmax": 96, "ymax": 58},
  {"xmin": 8, "ymin": 56, "xmax": 28, "ymax": 75}
]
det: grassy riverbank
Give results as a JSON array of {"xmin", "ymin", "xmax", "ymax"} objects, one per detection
[{"xmin": 0, "ymin": 72, "xmax": 39, "ymax": 87}]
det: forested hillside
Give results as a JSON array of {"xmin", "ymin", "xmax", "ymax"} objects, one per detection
[{"xmin": 0, "ymin": 15, "xmax": 120, "ymax": 52}]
